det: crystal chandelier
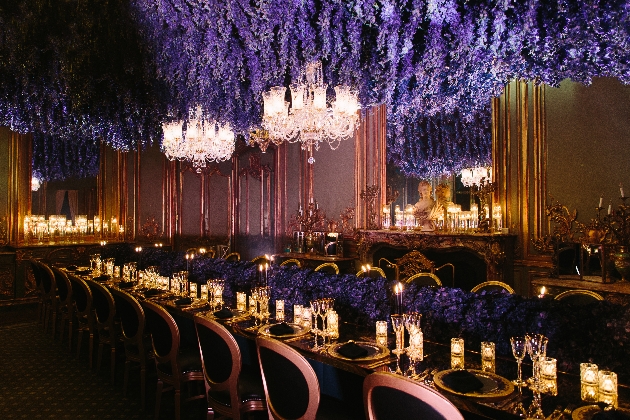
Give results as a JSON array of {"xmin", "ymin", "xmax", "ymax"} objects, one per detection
[
  {"xmin": 258, "ymin": 62, "xmax": 360, "ymax": 163},
  {"xmin": 460, "ymin": 166, "xmax": 492, "ymax": 187},
  {"xmin": 162, "ymin": 107, "xmax": 235, "ymax": 173}
]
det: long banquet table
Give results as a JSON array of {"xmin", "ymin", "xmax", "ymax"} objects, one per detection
[{"xmin": 124, "ymin": 282, "xmax": 630, "ymax": 420}]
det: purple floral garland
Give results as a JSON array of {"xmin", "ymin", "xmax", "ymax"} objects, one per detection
[
  {"xmin": 104, "ymin": 243, "xmax": 630, "ymax": 380},
  {"xmin": 1, "ymin": 1, "xmax": 630, "ymax": 179}
]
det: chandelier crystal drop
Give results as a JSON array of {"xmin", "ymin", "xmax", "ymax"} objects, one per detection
[
  {"xmin": 460, "ymin": 166, "xmax": 492, "ymax": 187},
  {"xmin": 161, "ymin": 107, "xmax": 235, "ymax": 173},
  {"xmin": 259, "ymin": 62, "xmax": 360, "ymax": 161}
]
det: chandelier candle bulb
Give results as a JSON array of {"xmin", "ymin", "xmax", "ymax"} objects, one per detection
[
  {"xmin": 599, "ymin": 195, "xmax": 604, "ymax": 208},
  {"xmin": 581, "ymin": 363, "xmax": 598, "ymax": 384}
]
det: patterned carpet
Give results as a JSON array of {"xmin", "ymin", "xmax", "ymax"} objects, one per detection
[{"xmin": 0, "ymin": 305, "xmax": 205, "ymax": 420}]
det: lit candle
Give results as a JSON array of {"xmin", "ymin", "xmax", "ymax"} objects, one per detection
[
  {"xmin": 236, "ymin": 292, "xmax": 246, "ymax": 311},
  {"xmin": 327, "ymin": 310, "xmax": 339, "ymax": 339},
  {"xmin": 451, "ymin": 337, "xmax": 464, "ymax": 355},
  {"xmin": 259, "ymin": 264, "xmax": 263, "ymax": 284},
  {"xmin": 608, "ymin": 200, "xmax": 613, "ymax": 215},
  {"xmin": 581, "ymin": 363, "xmax": 598, "ymax": 384},
  {"xmin": 265, "ymin": 263, "xmax": 269, "ymax": 285},
  {"xmin": 621, "ymin": 183, "xmax": 625, "ymax": 198},
  {"xmin": 276, "ymin": 300, "xmax": 284, "ymax": 321},
  {"xmin": 294, "ymin": 304, "xmax": 303, "ymax": 323},
  {"xmin": 376, "ymin": 321, "xmax": 388, "ymax": 337},
  {"xmin": 481, "ymin": 341, "xmax": 495, "ymax": 362},
  {"xmin": 599, "ymin": 195, "xmax": 604, "ymax": 208},
  {"xmin": 538, "ymin": 286, "xmax": 546, "ymax": 298},
  {"xmin": 394, "ymin": 282, "xmax": 404, "ymax": 314},
  {"xmin": 539, "ymin": 357, "xmax": 557, "ymax": 378}
]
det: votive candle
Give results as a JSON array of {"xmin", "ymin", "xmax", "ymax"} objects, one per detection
[
  {"xmin": 294, "ymin": 304, "xmax": 303, "ymax": 324},
  {"xmin": 451, "ymin": 338, "xmax": 464, "ymax": 356},
  {"xmin": 581, "ymin": 363, "xmax": 598, "ymax": 384},
  {"xmin": 481, "ymin": 341, "xmax": 495, "ymax": 362},
  {"xmin": 276, "ymin": 300, "xmax": 285, "ymax": 321},
  {"xmin": 599, "ymin": 370, "xmax": 618, "ymax": 408},
  {"xmin": 539, "ymin": 357, "xmax": 557, "ymax": 379},
  {"xmin": 301, "ymin": 307, "xmax": 312, "ymax": 329},
  {"xmin": 327, "ymin": 310, "xmax": 339, "ymax": 339},
  {"xmin": 236, "ymin": 292, "xmax": 246, "ymax": 311},
  {"xmin": 376, "ymin": 321, "xmax": 388, "ymax": 337},
  {"xmin": 200, "ymin": 284, "xmax": 208, "ymax": 301},
  {"xmin": 189, "ymin": 282, "xmax": 197, "ymax": 299},
  {"xmin": 581, "ymin": 383, "xmax": 598, "ymax": 402}
]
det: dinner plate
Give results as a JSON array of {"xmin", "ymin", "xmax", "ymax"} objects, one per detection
[
  {"xmin": 433, "ymin": 369, "xmax": 514, "ymax": 399},
  {"xmin": 327, "ymin": 341, "xmax": 390, "ymax": 362},
  {"xmin": 572, "ymin": 405, "xmax": 630, "ymax": 420},
  {"xmin": 207, "ymin": 308, "xmax": 249, "ymax": 321},
  {"xmin": 178, "ymin": 300, "xmax": 209, "ymax": 311},
  {"xmin": 258, "ymin": 323, "xmax": 310, "ymax": 339}
]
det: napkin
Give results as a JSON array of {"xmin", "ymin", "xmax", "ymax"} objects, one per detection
[
  {"xmin": 93, "ymin": 274, "xmax": 110, "ymax": 282},
  {"xmin": 118, "ymin": 281, "xmax": 135, "ymax": 289},
  {"xmin": 441, "ymin": 370, "xmax": 484, "ymax": 393},
  {"xmin": 174, "ymin": 297, "xmax": 192, "ymax": 306},
  {"xmin": 66, "ymin": 265, "xmax": 78, "ymax": 271},
  {"xmin": 593, "ymin": 410, "xmax": 630, "ymax": 420},
  {"xmin": 268, "ymin": 322, "xmax": 295, "ymax": 336},
  {"xmin": 143, "ymin": 289, "xmax": 162, "ymax": 297},
  {"xmin": 213, "ymin": 308, "xmax": 234, "ymax": 319},
  {"xmin": 337, "ymin": 341, "xmax": 368, "ymax": 359}
]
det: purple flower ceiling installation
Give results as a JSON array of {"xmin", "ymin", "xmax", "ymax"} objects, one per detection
[{"xmin": 1, "ymin": 0, "xmax": 629, "ymax": 179}]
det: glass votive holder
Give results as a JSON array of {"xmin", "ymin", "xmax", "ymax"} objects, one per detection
[
  {"xmin": 580, "ymin": 363, "xmax": 598, "ymax": 384},
  {"xmin": 114, "ymin": 266, "xmax": 121, "ymax": 278},
  {"xmin": 451, "ymin": 354, "xmax": 464, "ymax": 370},
  {"xmin": 481, "ymin": 359, "xmax": 495, "ymax": 373},
  {"xmin": 376, "ymin": 321, "xmax": 388, "ymax": 337},
  {"xmin": 539, "ymin": 377, "xmax": 558, "ymax": 396},
  {"xmin": 376, "ymin": 335, "xmax": 388, "ymax": 347},
  {"xmin": 539, "ymin": 357, "xmax": 557, "ymax": 379},
  {"xmin": 294, "ymin": 304, "xmax": 303, "ymax": 324},
  {"xmin": 189, "ymin": 282, "xmax": 197, "ymax": 299},
  {"xmin": 451, "ymin": 338, "xmax": 464, "ymax": 356},
  {"xmin": 481, "ymin": 341, "xmax": 495, "ymax": 362},
  {"xmin": 581, "ymin": 382, "xmax": 599, "ymax": 402},
  {"xmin": 598, "ymin": 370, "xmax": 618, "ymax": 408},
  {"xmin": 236, "ymin": 292, "xmax": 246, "ymax": 311},
  {"xmin": 276, "ymin": 300, "xmax": 285, "ymax": 321},
  {"xmin": 301, "ymin": 307, "xmax": 312, "ymax": 329},
  {"xmin": 327, "ymin": 310, "xmax": 339, "ymax": 339},
  {"xmin": 200, "ymin": 284, "xmax": 208, "ymax": 301}
]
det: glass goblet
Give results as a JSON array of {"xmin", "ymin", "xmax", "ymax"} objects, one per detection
[
  {"xmin": 310, "ymin": 300, "xmax": 322, "ymax": 350},
  {"xmin": 510, "ymin": 336, "xmax": 528, "ymax": 387},
  {"xmin": 526, "ymin": 333, "xmax": 548, "ymax": 389},
  {"xmin": 390, "ymin": 314, "xmax": 405, "ymax": 375}
]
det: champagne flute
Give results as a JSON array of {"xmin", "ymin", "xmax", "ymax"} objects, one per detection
[
  {"xmin": 390, "ymin": 314, "xmax": 405, "ymax": 375},
  {"xmin": 310, "ymin": 299, "xmax": 322, "ymax": 350},
  {"xmin": 510, "ymin": 336, "xmax": 527, "ymax": 386},
  {"xmin": 526, "ymin": 333, "xmax": 548, "ymax": 390}
]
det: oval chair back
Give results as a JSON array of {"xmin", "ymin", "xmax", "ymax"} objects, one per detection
[
  {"xmin": 256, "ymin": 336, "xmax": 320, "ymax": 420},
  {"xmin": 194, "ymin": 316, "xmax": 266, "ymax": 420},
  {"xmin": 29, "ymin": 259, "xmax": 45, "ymax": 323},
  {"xmin": 36, "ymin": 261, "xmax": 57, "ymax": 334},
  {"xmin": 405, "ymin": 272, "xmax": 442, "ymax": 287},
  {"xmin": 356, "ymin": 267, "xmax": 387, "ymax": 279},
  {"xmin": 280, "ymin": 259, "xmax": 301, "ymax": 268},
  {"xmin": 314, "ymin": 263, "xmax": 339, "ymax": 275},
  {"xmin": 224, "ymin": 252, "xmax": 241, "ymax": 262},
  {"xmin": 251, "ymin": 255, "xmax": 270, "ymax": 265},
  {"xmin": 68, "ymin": 273, "xmax": 95, "ymax": 366},
  {"xmin": 110, "ymin": 288, "xmax": 150, "ymax": 408},
  {"xmin": 86, "ymin": 279, "xmax": 118, "ymax": 384},
  {"xmin": 51, "ymin": 267, "xmax": 74, "ymax": 348},
  {"xmin": 364, "ymin": 372, "xmax": 464, "ymax": 420},
  {"xmin": 554, "ymin": 289, "xmax": 604, "ymax": 305},
  {"xmin": 470, "ymin": 281, "xmax": 515, "ymax": 294}
]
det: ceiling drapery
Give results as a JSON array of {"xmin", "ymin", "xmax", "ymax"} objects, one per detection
[{"xmin": 1, "ymin": 1, "xmax": 629, "ymax": 180}]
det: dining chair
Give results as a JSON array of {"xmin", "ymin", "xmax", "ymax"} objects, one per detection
[
  {"xmin": 405, "ymin": 272, "xmax": 442, "ymax": 287},
  {"xmin": 554, "ymin": 289, "xmax": 604, "ymax": 305},
  {"xmin": 143, "ymin": 300, "xmax": 205, "ymax": 420},
  {"xmin": 51, "ymin": 267, "xmax": 74, "ymax": 348},
  {"xmin": 110, "ymin": 287, "xmax": 152, "ymax": 409},
  {"xmin": 280, "ymin": 258, "xmax": 301, "ymax": 268},
  {"xmin": 251, "ymin": 255, "xmax": 270, "ymax": 265},
  {"xmin": 256, "ymin": 336, "xmax": 320, "ymax": 420},
  {"xmin": 314, "ymin": 262, "xmax": 339, "ymax": 275},
  {"xmin": 224, "ymin": 252, "xmax": 241, "ymax": 262},
  {"xmin": 363, "ymin": 372, "xmax": 464, "ymax": 420},
  {"xmin": 35, "ymin": 261, "xmax": 57, "ymax": 335},
  {"xmin": 68, "ymin": 273, "xmax": 95, "ymax": 365},
  {"xmin": 471, "ymin": 281, "xmax": 515, "ymax": 294},
  {"xmin": 355, "ymin": 267, "xmax": 387, "ymax": 279},
  {"xmin": 194, "ymin": 316, "xmax": 266, "ymax": 420},
  {"xmin": 29, "ymin": 259, "xmax": 47, "ymax": 325},
  {"xmin": 86, "ymin": 278, "xmax": 119, "ymax": 384}
]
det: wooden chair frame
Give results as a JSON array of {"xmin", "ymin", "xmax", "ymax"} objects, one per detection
[
  {"xmin": 251, "ymin": 255, "xmax": 270, "ymax": 265},
  {"xmin": 143, "ymin": 300, "xmax": 204, "ymax": 420},
  {"xmin": 314, "ymin": 263, "xmax": 339, "ymax": 275},
  {"xmin": 110, "ymin": 288, "xmax": 151, "ymax": 409},
  {"xmin": 256, "ymin": 336, "xmax": 320, "ymax": 420},
  {"xmin": 195, "ymin": 316, "xmax": 265, "ymax": 420},
  {"xmin": 224, "ymin": 252, "xmax": 241, "ymax": 262},
  {"xmin": 86, "ymin": 279, "xmax": 119, "ymax": 384},
  {"xmin": 68, "ymin": 274, "xmax": 95, "ymax": 366},
  {"xmin": 471, "ymin": 281, "xmax": 515, "ymax": 294},
  {"xmin": 51, "ymin": 267, "xmax": 74, "ymax": 349},
  {"xmin": 356, "ymin": 267, "xmax": 387, "ymax": 278},
  {"xmin": 363, "ymin": 372, "xmax": 464, "ymax": 420},
  {"xmin": 554, "ymin": 289, "xmax": 604, "ymax": 302},
  {"xmin": 405, "ymin": 272, "xmax": 442, "ymax": 287},
  {"xmin": 280, "ymin": 259, "xmax": 301, "ymax": 268}
]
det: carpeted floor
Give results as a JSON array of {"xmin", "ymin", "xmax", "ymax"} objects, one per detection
[{"xmin": 0, "ymin": 304, "xmax": 206, "ymax": 420}]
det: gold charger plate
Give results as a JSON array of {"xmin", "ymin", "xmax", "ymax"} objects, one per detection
[
  {"xmin": 433, "ymin": 369, "xmax": 514, "ymax": 400},
  {"xmin": 572, "ymin": 405, "xmax": 630, "ymax": 420},
  {"xmin": 207, "ymin": 308, "xmax": 249, "ymax": 321},
  {"xmin": 327, "ymin": 341, "xmax": 390, "ymax": 362},
  {"xmin": 177, "ymin": 300, "xmax": 209, "ymax": 311},
  {"xmin": 258, "ymin": 323, "xmax": 310, "ymax": 339}
]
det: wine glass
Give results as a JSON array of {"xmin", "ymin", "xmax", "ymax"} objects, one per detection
[
  {"xmin": 526, "ymin": 333, "xmax": 548, "ymax": 390},
  {"xmin": 310, "ymin": 299, "xmax": 322, "ymax": 350},
  {"xmin": 321, "ymin": 298, "xmax": 334, "ymax": 345},
  {"xmin": 390, "ymin": 314, "xmax": 405, "ymax": 375},
  {"xmin": 510, "ymin": 336, "xmax": 528, "ymax": 386}
]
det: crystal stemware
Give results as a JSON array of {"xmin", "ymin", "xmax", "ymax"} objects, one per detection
[
  {"xmin": 510, "ymin": 336, "xmax": 528, "ymax": 386},
  {"xmin": 390, "ymin": 314, "xmax": 405, "ymax": 375},
  {"xmin": 526, "ymin": 333, "xmax": 548, "ymax": 390},
  {"xmin": 310, "ymin": 299, "xmax": 322, "ymax": 350},
  {"xmin": 321, "ymin": 298, "xmax": 334, "ymax": 345}
]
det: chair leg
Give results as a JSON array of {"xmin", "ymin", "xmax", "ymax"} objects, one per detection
[
  {"xmin": 89, "ymin": 333, "xmax": 94, "ymax": 369},
  {"xmin": 140, "ymin": 364, "xmax": 146, "ymax": 410},
  {"xmin": 123, "ymin": 360, "xmax": 130, "ymax": 395},
  {"xmin": 154, "ymin": 380, "xmax": 163, "ymax": 420},
  {"xmin": 76, "ymin": 329, "xmax": 84, "ymax": 359},
  {"xmin": 110, "ymin": 347, "xmax": 116, "ymax": 384},
  {"xmin": 97, "ymin": 342, "xmax": 104, "ymax": 372},
  {"xmin": 68, "ymin": 319, "xmax": 73, "ymax": 352},
  {"xmin": 174, "ymin": 388, "xmax": 181, "ymax": 420}
]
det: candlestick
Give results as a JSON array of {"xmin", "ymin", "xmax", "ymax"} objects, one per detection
[
  {"xmin": 599, "ymin": 195, "xmax": 604, "ymax": 208},
  {"xmin": 621, "ymin": 183, "xmax": 625, "ymax": 198},
  {"xmin": 608, "ymin": 200, "xmax": 613, "ymax": 215}
]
